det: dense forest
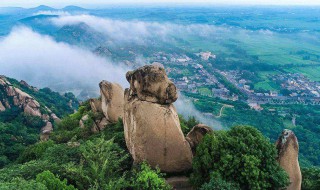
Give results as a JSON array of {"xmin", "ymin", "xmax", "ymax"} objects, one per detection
[{"xmin": 0, "ymin": 97, "xmax": 319, "ymax": 189}]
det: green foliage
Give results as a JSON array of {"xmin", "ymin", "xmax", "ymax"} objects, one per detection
[
  {"xmin": 0, "ymin": 115, "xmax": 44, "ymax": 166},
  {"xmin": 191, "ymin": 125, "xmax": 289, "ymax": 190},
  {"xmin": 200, "ymin": 172, "xmax": 240, "ymax": 190},
  {"xmin": 179, "ymin": 115, "xmax": 199, "ymax": 135},
  {"xmin": 7, "ymin": 77, "xmax": 79, "ymax": 118},
  {"xmin": 301, "ymin": 167, "xmax": 320, "ymax": 190},
  {"xmin": 51, "ymin": 115, "xmax": 92, "ymax": 143},
  {"xmin": 66, "ymin": 136, "xmax": 130, "ymax": 189},
  {"xmin": 36, "ymin": 170, "xmax": 77, "ymax": 190},
  {"xmin": 131, "ymin": 162, "xmax": 172, "ymax": 190},
  {"xmin": 17, "ymin": 140, "xmax": 55, "ymax": 163},
  {"xmin": 0, "ymin": 178, "xmax": 47, "ymax": 190}
]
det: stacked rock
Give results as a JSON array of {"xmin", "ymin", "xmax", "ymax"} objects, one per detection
[{"xmin": 123, "ymin": 65, "xmax": 193, "ymax": 173}]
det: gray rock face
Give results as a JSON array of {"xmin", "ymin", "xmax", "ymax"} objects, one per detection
[
  {"xmin": 123, "ymin": 65, "xmax": 193, "ymax": 173},
  {"xmin": 276, "ymin": 129, "xmax": 302, "ymax": 190}
]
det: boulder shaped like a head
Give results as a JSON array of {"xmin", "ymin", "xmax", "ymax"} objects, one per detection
[
  {"xmin": 276, "ymin": 129, "xmax": 301, "ymax": 190},
  {"xmin": 126, "ymin": 65, "xmax": 178, "ymax": 104}
]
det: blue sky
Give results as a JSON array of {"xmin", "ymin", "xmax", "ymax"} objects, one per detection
[{"xmin": 1, "ymin": 0, "xmax": 320, "ymax": 8}]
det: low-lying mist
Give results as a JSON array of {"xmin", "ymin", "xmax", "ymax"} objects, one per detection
[
  {"xmin": 175, "ymin": 94, "xmax": 223, "ymax": 129},
  {"xmin": 0, "ymin": 26, "xmax": 129, "ymax": 95}
]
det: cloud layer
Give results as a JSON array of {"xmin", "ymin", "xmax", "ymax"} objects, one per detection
[
  {"xmin": 0, "ymin": 26, "xmax": 129, "ymax": 95},
  {"xmin": 50, "ymin": 14, "xmax": 230, "ymax": 45}
]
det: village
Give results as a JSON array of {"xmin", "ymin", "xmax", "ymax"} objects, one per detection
[{"xmin": 150, "ymin": 51, "xmax": 320, "ymax": 109}]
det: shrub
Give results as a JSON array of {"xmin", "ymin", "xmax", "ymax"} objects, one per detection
[
  {"xmin": 0, "ymin": 178, "xmax": 47, "ymax": 190},
  {"xmin": 36, "ymin": 170, "xmax": 77, "ymax": 190},
  {"xmin": 17, "ymin": 140, "xmax": 55, "ymax": 163},
  {"xmin": 200, "ymin": 172, "xmax": 240, "ymax": 190},
  {"xmin": 131, "ymin": 162, "xmax": 172, "ymax": 190},
  {"xmin": 68, "ymin": 136, "xmax": 130, "ymax": 189},
  {"xmin": 191, "ymin": 125, "xmax": 289, "ymax": 189},
  {"xmin": 301, "ymin": 167, "xmax": 320, "ymax": 190}
]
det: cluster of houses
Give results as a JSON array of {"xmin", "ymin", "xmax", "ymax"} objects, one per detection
[
  {"xmin": 150, "ymin": 51, "xmax": 320, "ymax": 109},
  {"xmin": 272, "ymin": 73, "xmax": 320, "ymax": 98}
]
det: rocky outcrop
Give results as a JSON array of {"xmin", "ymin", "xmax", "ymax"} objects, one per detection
[
  {"xmin": 78, "ymin": 81, "xmax": 124, "ymax": 132},
  {"xmin": 186, "ymin": 124, "xmax": 213, "ymax": 154},
  {"xmin": 276, "ymin": 129, "xmax": 302, "ymax": 190},
  {"xmin": 99, "ymin": 81, "xmax": 124, "ymax": 123},
  {"xmin": 123, "ymin": 65, "xmax": 193, "ymax": 173},
  {"xmin": 40, "ymin": 122, "xmax": 53, "ymax": 141},
  {"xmin": 0, "ymin": 76, "xmax": 61, "ymax": 140},
  {"xmin": 89, "ymin": 98, "xmax": 102, "ymax": 113},
  {"xmin": 0, "ymin": 77, "xmax": 41, "ymax": 117},
  {"xmin": 0, "ymin": 101, "xmax": 5, "ymax": 111}
]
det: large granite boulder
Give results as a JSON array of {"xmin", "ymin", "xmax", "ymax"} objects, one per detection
[
  {"xmin": 124, "ymin": 65, "xmax": 193, "ymax": 173},
  {"xmin": 276, "ymin": 129, "xmax": 302, "ymax": 190},
  {"xmin": 99, "ymin": 81, "xmax": 124, "ymax": 123}
]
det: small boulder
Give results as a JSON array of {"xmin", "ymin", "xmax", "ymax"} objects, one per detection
[
  {"xmin": 0, "ymin": 101, "xmax": 5, "ymax": 112},
  {"xmin": 186, "ymin": 124, "xmax": 213, "ymax": 154},
  {"xmin": 40, "ymin": 122, "xmax": 53, "ymax": 141}
]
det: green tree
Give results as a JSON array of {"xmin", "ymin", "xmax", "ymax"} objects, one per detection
[
  {"xmin": 191, "ymin": 125, "xmax": 289, "ymax": 189},
  {"xmin": 131, "ymin": 162, "xmax": 172, "ymax": 190}
]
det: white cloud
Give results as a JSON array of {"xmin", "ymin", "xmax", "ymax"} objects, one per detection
[
  {"xmin": 50, "ymin": 14, "xmax": 230, "ymax": 45},
  {"xmin": 0, "ymin": 26, "xmax": 129, "ymax": 94},
  {"xmin": 33, "ymin": 10, "xmax": 71, "ymax": 16},
  {"xmin": 175, "ymin": 94, "xmax": 223, "ymax": 129}
]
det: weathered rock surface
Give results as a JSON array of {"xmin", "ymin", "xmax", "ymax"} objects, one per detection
[
  {"xmin": 78, "ymin": 81, "xmax": 124, "ymax": 132},
  {"xmin": 125, "ymin": 64, "xmax": 178, "ymax": 104},
  {"xmin": 0, "ymin": 101, "xmax": 5, "ymax": 111},
  {"xmin": 124, "ymin": 65, "xmax": 193, "ymax": 173},
  {"xmin": 186, "ymin": 124, "xmax": 213, "ymax": 154},
  {"xmin": 90, "ymin": 98, "xmax": 102, "ymax": 113},
  {"xmin": 276, "ymin": 129, "xmax": 302, "ymax": 190},
  {"xmin": 0, "ymin": 76, "xmax": 61, "ymax": 140},
  {"xmin": 99, "ymin": 81, "xmax": 124, "ymax": 123},
  {"xmin": 40, "ymin": 122, "xmax": 53, "ymax": 141},
  {"xmin": 0, "ymin": 77, "xmax": 41, "ymax": 117}
]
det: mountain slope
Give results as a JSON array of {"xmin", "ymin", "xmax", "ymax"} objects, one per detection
[{"xmin": 0, "ymin": 76, "xmax": 79, "ymax": 167}]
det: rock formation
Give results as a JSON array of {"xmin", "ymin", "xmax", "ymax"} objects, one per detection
[
  {"xmin": 79, "ymin": 81, "xmax": 124, "ymax": 132},
  {"xmin": 40, "ymin": 122, "xmax": 53, "ymax": 141},
  {"xmin": 0, "ymin": 76, "xmax": 60, "ymax": 140},
  {"xmin": 186, "ymin": 124, "xmax": 213, "ymax": 154},
  {"xmin": 276, "ymin": 129, "xmax": 302, "ymax": 190},
  {"xmin": 0, "ymin": 76, "xmax": 41, "ymax": 117},
  {"xmin": 99, "ymin": 81, "xmax": 124, "ymax": 123},
  {"xmin": 123, "ymin": 65, "xmax": 193, "ymax": 173}
]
